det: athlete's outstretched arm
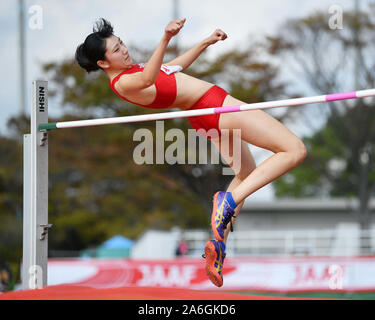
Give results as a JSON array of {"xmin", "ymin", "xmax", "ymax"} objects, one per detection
[
  {"xmin": 165, "ymin": 28, "xmax": 227, "ymax": 70},
  {"xmin": 116, "ymin": 19, "xmax": 185, "ymax": 92},
  {"xmin": 142, "ymin": 18, "xmax": 186, "ymax": 85}
]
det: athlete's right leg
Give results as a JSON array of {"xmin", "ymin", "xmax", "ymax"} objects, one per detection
[{"xmin": 209, "ymin": 95, "xmax": 306, "ymax": 243}]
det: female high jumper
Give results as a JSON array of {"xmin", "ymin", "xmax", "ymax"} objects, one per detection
[{"xmin": 75, "ymin": 18, "xmax": 306, "ymax": 287}]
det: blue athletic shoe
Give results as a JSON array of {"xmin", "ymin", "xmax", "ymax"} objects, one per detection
[
  {"xmin": 211, "ymin": 191, "xmax": 236, "ymax": 242},
  {"xmin": 202, "ymin": 240, "xmax": 226, "ymax": 287}
]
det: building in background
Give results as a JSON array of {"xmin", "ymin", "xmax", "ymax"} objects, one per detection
[{"xmin": 131, "ymin": 198, "xmax": 375, "ymax": 259}]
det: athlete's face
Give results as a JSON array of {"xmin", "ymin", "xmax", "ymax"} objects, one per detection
[{"xmin": 102, "ymin": 35, "xmax": 132, "ymax": 69}]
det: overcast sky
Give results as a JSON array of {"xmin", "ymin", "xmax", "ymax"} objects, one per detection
[{"xmin": 0, "ymin": 0, "xmax": 370, "ymax": 200}]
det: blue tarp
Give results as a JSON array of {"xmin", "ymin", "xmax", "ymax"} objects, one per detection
[{"xmin": 100, "ymin": 235, "xmax": 134, "ymax": 249}]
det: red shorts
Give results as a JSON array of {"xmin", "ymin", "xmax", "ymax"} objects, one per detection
[{"xmin": 187, "ymin": 85, "xmax": 229, "ymax": 140}]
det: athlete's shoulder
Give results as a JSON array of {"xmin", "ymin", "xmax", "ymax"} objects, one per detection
[{"xmin": 114, "ymin": 64, "xmax": 151, "ymax": 91}]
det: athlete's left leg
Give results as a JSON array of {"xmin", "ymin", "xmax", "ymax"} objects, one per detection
[
  {"xmin": 203, "ymin": 134, "xmax": 256, "ymax": 287},
  {"xmin": 210, "ymin": 135, "xmax": 256, "ymax": 243}
]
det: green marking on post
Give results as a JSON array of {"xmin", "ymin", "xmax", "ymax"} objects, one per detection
[{"xmin": 39, "ymin": 122, "xmax": 57, "ymax": 131}]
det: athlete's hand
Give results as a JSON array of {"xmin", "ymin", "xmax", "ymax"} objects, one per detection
[
  {"xmin": 165, "ymin": 18, "xmax": 186, "ymax": 39},
  {"xmin": 205, "ymin": 29, "xmax": 227, "ymax": 45}
]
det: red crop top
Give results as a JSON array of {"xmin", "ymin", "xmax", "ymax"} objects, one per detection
[{"xmin": 109, "ymin": 63, "xmax": 182, "ymax": 109}]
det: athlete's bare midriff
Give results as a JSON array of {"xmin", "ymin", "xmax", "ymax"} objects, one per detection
[
  {"xmin": 173, "ymin": 72, "xmax": 215, "ymax": 110},
  {"xmin": 114, "ymin": 71, "xmax": 214, "ymax": 110}
]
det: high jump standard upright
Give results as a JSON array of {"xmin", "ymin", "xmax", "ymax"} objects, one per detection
[{"xmin": 23, "ymin": 80, "xmax": 50, "ymax": 290}]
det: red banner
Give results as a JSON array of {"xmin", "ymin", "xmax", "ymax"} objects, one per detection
[{"xmin": 48, "ymin": 256, "xmax": 375, "ymax": 292}]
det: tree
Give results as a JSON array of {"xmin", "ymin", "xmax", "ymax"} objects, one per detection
[
  {"xmin": 268, "ymin": 8, "xmax": 375, "ymax": 244},
  {"xmin": 0, "ymin": 129, "xmax": 24, "ymax": 286}
]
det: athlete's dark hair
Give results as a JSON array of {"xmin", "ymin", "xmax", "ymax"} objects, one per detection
[{"xmin": 75, "ymin": 18, "xmax": 114, "ymax": 73}]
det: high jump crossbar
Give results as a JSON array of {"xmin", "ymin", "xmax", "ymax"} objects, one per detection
[
  {"xmin": 23, "ymin": 80, "xmax": 375, "ymax": 290},
  {"xmin": 39, "ymin": 88, "xmax": 375, "ymax": 131}
]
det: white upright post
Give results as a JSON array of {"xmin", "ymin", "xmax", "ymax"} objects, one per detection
[{"xmin": 22, "ymin": 80, "xmax": 50, "ymax": 289}]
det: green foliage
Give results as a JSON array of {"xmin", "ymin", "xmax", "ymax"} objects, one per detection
[
  {"xmin": 46, "ymin": 122, "xmax": 209, "ymax": 251},
  {"xmin": 270, "ymin": 8, "xmax": 375, "ymax": 211},
  {"xmin": 0, "ymin": 135, "xmax": 23, "ymax": 285}
]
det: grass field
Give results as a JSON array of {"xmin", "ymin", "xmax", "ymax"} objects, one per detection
[{"xmin": 231, "ymin": 291, "xmax": 375, "ymax": 300}]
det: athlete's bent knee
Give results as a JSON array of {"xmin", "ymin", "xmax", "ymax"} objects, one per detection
[{"xmin": 290, "ymin": 140, "xmax": 307, "ymax": 167}]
